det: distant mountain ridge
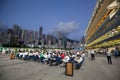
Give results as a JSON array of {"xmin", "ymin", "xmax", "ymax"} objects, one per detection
[
  {"xmin": 59, "ymin": 37, "xmax": 79, "ymax": 44},
  {"xmin": 66, "ymin": 38, "xmax": 79, "ymax": 43}
]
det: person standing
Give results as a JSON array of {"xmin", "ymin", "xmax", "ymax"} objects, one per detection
[
  {"xmin": 106, "ymin": 49, "xmax": 112, "ymax": 64},
  {"xmin": 91, "ymin": 50, "xmax": 95, "ymax": 60},
  {"xmin": 2, "ymin": 48, "xmax": 6, "ymax": 55},
  {"xmin": 114, "ymin": 49, "xmax": 118, "ymax": 58}
]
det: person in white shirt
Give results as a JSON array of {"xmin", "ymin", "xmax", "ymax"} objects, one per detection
[
  {"xmin": 19, "ymin": 51, "xmax": 23, "ymax": 59},
  {"xmin": 81, "ymin": 52, "xmax": 85, "ymax": 58},
  {"xmin": 81, "ymin": 52, "xmax": 85, "ymax": 62},
  {"xmin": 28, "ymin": 51, "xmax": 33, "ymax": 60},
  {"xmin": 63, "ymin": 54, "xmax": 70, "ymax": 63},
  {"xmin": 74, "ymin": 53, "xmax": 83, "ymax": 69},
  {"xmin": 61, "ymin": 53, "xmax": 70, "ymax": 67},
  {"xmin": 106, "ymin": 49, "xmax": 112, "ymax": 64},
  {"xmin": 90, "ymin": 50, "xmax": 95, "ymax": 60},
  {"xmin": 2, "ymin": 48, "xmax": 6, "ymax": 55},
  {"xmin": 33, "ymin": 51, "xmax": 39, "ymax": 61},
  {"xmin": 23, "ymin": 51, "xmax": 29, "ymax": 60},
  {"xmin": 22, "ymin": 51, "xmax": 25, "ymax": 59}
]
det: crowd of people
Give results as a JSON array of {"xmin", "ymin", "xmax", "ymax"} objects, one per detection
[
  {"xmin": 10, "ymin": 49, "xmax": 86, "ymax": 69},
  {"xmin": 0, "ymin": 47, "xmax": 120, "ymax": 68}
]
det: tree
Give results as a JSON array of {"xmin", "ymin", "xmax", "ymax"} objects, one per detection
[
  {"xmin": 18, "ymin": 40, "xmax": 24, "ymax": 47},
  {"xmin": 38, "ymin": 41, "xmax": 41, "ymax": 45},
  {"xmin": 32, "ymin": 40, "xmax": 35, "ymax": 44}
]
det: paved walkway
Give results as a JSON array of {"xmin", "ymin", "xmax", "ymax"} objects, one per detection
[{"xmin": 0, "ymin": 54, "xmax": 120, "ymax": 80}]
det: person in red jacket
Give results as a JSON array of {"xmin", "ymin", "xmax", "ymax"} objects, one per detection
[{"xmin": 61, "ymin": 53, "xmax": 65, "ymax": 59}]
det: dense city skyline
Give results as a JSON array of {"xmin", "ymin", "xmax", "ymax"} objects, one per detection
[{"xmin": 0, "ymin": 0, "xmax": 96, "ymax": 40}]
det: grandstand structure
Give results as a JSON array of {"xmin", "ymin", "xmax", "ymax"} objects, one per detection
[{"xmin": 85, "ymin": 0, "xmax": 120, "ymax": 49}]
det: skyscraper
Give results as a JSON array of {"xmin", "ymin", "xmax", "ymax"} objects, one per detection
[
  {"xmin": 7, "ymin": 28, "xmax": 13, "ymax": 44},
  {"xmin": 35, "ymin": 31, "xmax": 38, "ymax": 40},
  {"xmin": 24, "ymin": 30, "xmax": 29, "ymax": 44},
  {"xmin": 39, "ymin": 26, "xmax": 43, "ymax": 40},
  {"xmin": 29, "ymin": 30, "xmax": 34, "ymax": 42},
  {"xmin": 57, "ymin": 32, "xmax": 60, "ymax": 48},
  {"xmin": 13, "ymin": 24, "xmax": 22, "ymax": 39},
  {"xmin": 42, "ymin": 34, "xmax": 46, "ymax": 44},
  {"xmin": 42, "ymin": 34, "xmax": 46, "ymax": 40},
  {"xmin": 34, "ymin": 31, "xmax": 39, "ymax": 47},
  {"xmin": 12, "ymin": 25, "xmax": 22, "ymax": 44},
  {"xmin": 21, "ymin": 29, "xmax": 25, "ymax": 40},
  {"xmin": 46, "ymin": 34, "xmax": 50, "ymax": 45},
  {"xmin": 53, "ymin": 36, "xmax": 56, "ymax": 45}
]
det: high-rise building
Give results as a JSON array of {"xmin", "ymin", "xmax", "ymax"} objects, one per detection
[
  {"xmin": 29, "ymin": 30, "xmax": 34, "ymax": 42},
  {"xmin": 53, "ymin": 36, "xmax": 57, "ymax": 45},
  {"xmin": 73, "ymin": 42, "xmax": 78, "ymax": 48},
  {"xmin": 66, "ymin": 41, "xmax": 72, "ymax": 48},
  {"xmin": 42, "ymin": 34, "xmax": 46, "ymax": 44},
  {"xmin": 46, "ymin": 34, "xmax": 50, "ymax": 45},
  {"xmin": 7, "ymin": 28, "xmax": 13, "ymax": 44},
  {"xmin": 39, "ymin": 26, "xmax": 43, "ymax": 40},
  {"xmin": 13, "ymin": 24, "xmax": 22, "ymax": 39},
  {"xmin": 11, "ymin": 35, "xmax": 18, "ymax": 45},
  {"xmin": 57, "ymin": 32, "xmax": 60, "ymax": 48},
  {"xmin": 42, "ymin": 34, "xmax": 46, "ymax": 40},
  {"xmin": 24, "ymin": 30, "xmax": 29, "ymax": 44},
  {"xmin": 35, "ymin": 31, "xmax": 38, "ymax": 40},
  {"xmin": 0, "ymin": 32, "xmax": 7, "ymax": 44},
  {"xmin": 7, "ymin": 28, "xmax": 13, "ymax": 34},
  {"xmin": 21, "ymin": 29, "xmax": 25, "ymax": 40},
  {"xmin": 48, "ymin": 40, "xmax": 51, "ymax": 48},
  {"xmin": 12, "ymin": 24, "xmax": 22, "ymax": 44},
  {"xmin": 34, "ymin": 31, "xmax": 39, "ymax": 47}
]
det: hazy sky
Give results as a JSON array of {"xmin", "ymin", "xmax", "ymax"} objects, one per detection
[{"xmin": 0, "ymin": 0, "xmax": 96, "ymax": 40}]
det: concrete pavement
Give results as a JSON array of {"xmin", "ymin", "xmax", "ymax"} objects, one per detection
[{"xmin": 0, "ymin": 54, "xmax": 120, "ymax": 80}]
